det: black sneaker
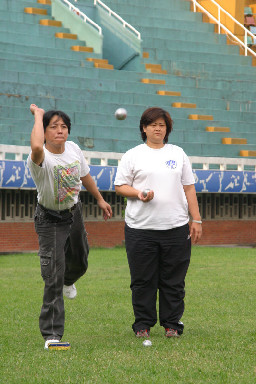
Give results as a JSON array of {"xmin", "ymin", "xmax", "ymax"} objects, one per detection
[
  {"xmin": 135, "ymin": 329, "xmax": 150, "ymax": 338},
  {"xmin": 165, "ymin": 328, "xmax": 179, "ymax": 338}
]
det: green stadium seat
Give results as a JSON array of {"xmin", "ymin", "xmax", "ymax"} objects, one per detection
[
  {"xmin": 0, "ymin": 0, "xmax": 256, "ymax": 159},
  {"xmin": 244, "ymin": 6, "xmax": 253, "ymax": 15}
]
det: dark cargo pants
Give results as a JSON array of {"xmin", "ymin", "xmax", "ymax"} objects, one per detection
[
  {"xmin": 34, "ymin": 202, "xmax": 89, "ymax": 341},
  {"xmin": 125, "ymin": 223, "xmax": 191, "ymax": 335}
]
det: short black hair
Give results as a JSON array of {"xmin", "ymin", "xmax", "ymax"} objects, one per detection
[
  {"xmin": 43, "ymin": 110, "xmax": 71, "ymax": 134},
  {"xmin": 140, "ymin": 107, "xmax": 173, "ymax": 143}
]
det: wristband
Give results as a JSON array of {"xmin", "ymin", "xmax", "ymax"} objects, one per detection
[{"xmin": 192, "ymin": 220, "xmax": 202, "ymax": 224}]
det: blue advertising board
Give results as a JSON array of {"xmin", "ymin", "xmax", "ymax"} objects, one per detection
[
  {"xmin": 0, "ymin": 160, "xmax": 255, "ymax": 193},
  {"xmin": 0, "ymin": 160, "xmax": 117, "ymax": 191}
]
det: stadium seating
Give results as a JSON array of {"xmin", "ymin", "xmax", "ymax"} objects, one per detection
[{"xmin": 0, "ymin": 0, "xmax": 256, "ymax": 159}]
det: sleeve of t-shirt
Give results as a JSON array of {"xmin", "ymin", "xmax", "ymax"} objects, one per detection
[
  {"xmin": 114, "ymin": 152, "xmax": 134, "ymax": 186},
  {"xmin": 27, "ymin": 152, "xmax": 45, "ymax": 180},
  {"xmin": 181, "ymin": 152, "xmax": 195, "ymax": 185},
  {"xmin": 79, "ymin": 148, "xmax": 90, "ymax": 177}
]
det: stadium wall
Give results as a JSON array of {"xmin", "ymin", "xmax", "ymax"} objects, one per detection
[
  {"xmin": 0, "ymin": 161, "xmax": 256, "ymax": 252},
  {"xmin": 0, "ymin": 221, "xmax": 125, "ymax": 253},
  {"xmin": 0, "ymin": 220, "xmax": 255, "ymax": 253}
]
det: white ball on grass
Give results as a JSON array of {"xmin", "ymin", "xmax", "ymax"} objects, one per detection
[{"xmin": 143, "ymin": 340, "xmax": 152, "ymax": 347}]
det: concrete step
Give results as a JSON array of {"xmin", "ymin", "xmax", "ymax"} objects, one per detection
[
  {"xmin": 99, "ymin": 3, "xmax": 191, "ymax": 18},
  {"xmin": 2, "ymin": 65, "xmax": 256, "ymax": 102},
  {"xmin": 222, "ymin": 138, "xmax": 248, "ymax": 145},
  {"xmin": 68, "ymin": 124, "xmax": 256, "ymax": 144},
  {"xmin": 141, "ymin": 78, "xmax": 166, "ymax": 85},
  {"xmin": 105, "ymin": 0, "xmax": 190, "ymax": 7},
  {"xmin": 71, "ymin": 46, "xmax": 94, "ymax": 53},
  {"xmin": 0, "ymin": 20, "xmax": 70, "ymax": 35},
  {"xmin": 3, "ymin": 79, "xmax": 256, "ymax": 115},
  {"xmin": 142, "ymin": 37, "xmax": 239, "ymax": 56},
  {"xmin": 0, "ymin": 131, "xmax": 31, "ymax": 143},
  {"xmin": 2, "ymin": 100, "xmax": 256, "ymax": 128},
  {"xmin": 163, "ymin": 58, "xmax": 256, "ymax": 79},
  {"xmin": 1, "ymin": 51, "xmax": 98, "ymax": 67},
  {"xmin": 0, "ymin": 0, "xmax": 51, "ymax": 12},
  {"xmin": 104, "ymin": 0, "xmax": 191, "ymax": 11},
  {"xmin": 0, "ymin": 30, "xmax": 87, "ymax": 49},
  {"xmin": 2, "ymin": 71, "xmax": 256, "ymax": 106},
  {"xmin": 240, "ymin": 150, "xmax": 256, "ymax": 157},
  {"xmin": 2, "ymin": 111, "xmax": 256, "ymax": 136},
  {"xmin": 1, "ymin": 118, "xmax": 254, "ymax": 158},
  {"xmin": 0, "ymin": 61, "xmax": 141, "ymax": 81},
  {"xmin": 103, "ymin": 10, "xmax": 203, "ymax": 23},
  {"xmin": 0, "ymin": 42, "xmax": 101, "ymax": 61},
  {"xmin": 0, "ymin": 10, "xmax": 53, "ymax": 23},
  {"xmin": 156, "ymin": 86, "xmax": 256, "ymax": 103},
  {"xmin": 24, "ymin": 7, "xmax": 48, "ymax": 15},
  {"xmin": 172, "ymin": 102, "xmax": 197, "ymax": 109},
  {"xmin": 137, "ymin": 19, "xmax": 216, "ymax": 34},
  {"xmin": 146, "ymin": 47, "xmax": 251, "ymax": 67},
  {"xmin": 138, "ymin": 71, "xmax": 256, "ymax": 93},
  {"xmin": 143, "ymin": 25, "xmax": 227, "ymax": 47}
]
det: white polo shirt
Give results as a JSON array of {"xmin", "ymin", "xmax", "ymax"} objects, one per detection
[{"xmin": 114, "ymin": 143, "xmax": 195, "ymax": 230}]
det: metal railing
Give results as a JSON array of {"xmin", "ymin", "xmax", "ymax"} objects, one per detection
[
  {"xmin": 0, "ymin": 144, "xmax": 255, "ymax": 171},
  {"xmin": 191, "ymin": 0, "xmax": 256, "ymax": 57},
  {"xmin": 94, "ymin": 0, "xmax": 141, "ymax": 40},
  {"xmin": 60, "ymin": 0, "xmax": 102, "ymax": 34}
]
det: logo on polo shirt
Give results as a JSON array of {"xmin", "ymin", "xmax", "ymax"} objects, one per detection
[{"xmin": 165, "ymin": 159, "xmax": 177, "ymax": 169}]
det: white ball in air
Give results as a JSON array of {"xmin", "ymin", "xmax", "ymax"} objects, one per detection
[{"xmin": 115, "ymin": 108, "xmax": 127, "ymax": 120}]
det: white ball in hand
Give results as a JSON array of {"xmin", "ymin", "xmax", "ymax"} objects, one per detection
[{"xmin": 142, "ymin": 189, "xmax": 150, "ymax": 197}]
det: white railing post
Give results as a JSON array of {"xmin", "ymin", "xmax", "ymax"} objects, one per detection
[
  {"xmin": 245, "ymin": 30, "xmax": 248, "ymax": 56},
  {"xmin": 193, "ymin": 0, "xmax": 196, "ymax": 13}
]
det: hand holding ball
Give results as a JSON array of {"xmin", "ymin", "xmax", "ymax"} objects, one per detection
[
  {"xmin": 142, "ymin": 189, "xmax": 150, "ymax": 198},
  {"xmin": 115, "ymin": 108, "xmax": 127, "ymax": 120}
]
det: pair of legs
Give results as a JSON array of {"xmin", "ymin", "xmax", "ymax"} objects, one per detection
[
  {"xmin": 35, "ymin": 202, "xmax": 89, "ymax": 341},
  {"xmin": 125, "ymin": 223, "xmax": 191, "ymax": 335}
]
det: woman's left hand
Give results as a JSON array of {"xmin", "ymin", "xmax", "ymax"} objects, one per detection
[
  {"xmin": 97, "ymin": 199, "xmax": 113, "ymax": 221},
  {"xmin": 190, "ymin": 222, "xmax": 202, "ymax": 244}
]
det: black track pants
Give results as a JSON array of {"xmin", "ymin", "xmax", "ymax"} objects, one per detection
[
  {"xmin": 125, "ymin": 223, "xmax": 191, "ymax": 334},
  {"xmin": 35, "ymin": 202, "xmax": 89, "ymax": 341}
]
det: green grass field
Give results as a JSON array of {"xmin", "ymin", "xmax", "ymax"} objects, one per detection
[{"xmin": 0, "ymin": 247, "xmax": 255, "ymax": 384}]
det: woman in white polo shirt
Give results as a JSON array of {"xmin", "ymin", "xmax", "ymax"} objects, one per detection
[{"xmin": 115, "ymin": 107, "xmax": 202, "ymax": 339}]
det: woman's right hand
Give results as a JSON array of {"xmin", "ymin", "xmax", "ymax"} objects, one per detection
[
  {"xmin": 138, "ymin": 190, "xmax": 154, "ymax": 202},
  {"xmin": 30, "ymin": 104, "xmax": 45, "ymax": 116}
]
